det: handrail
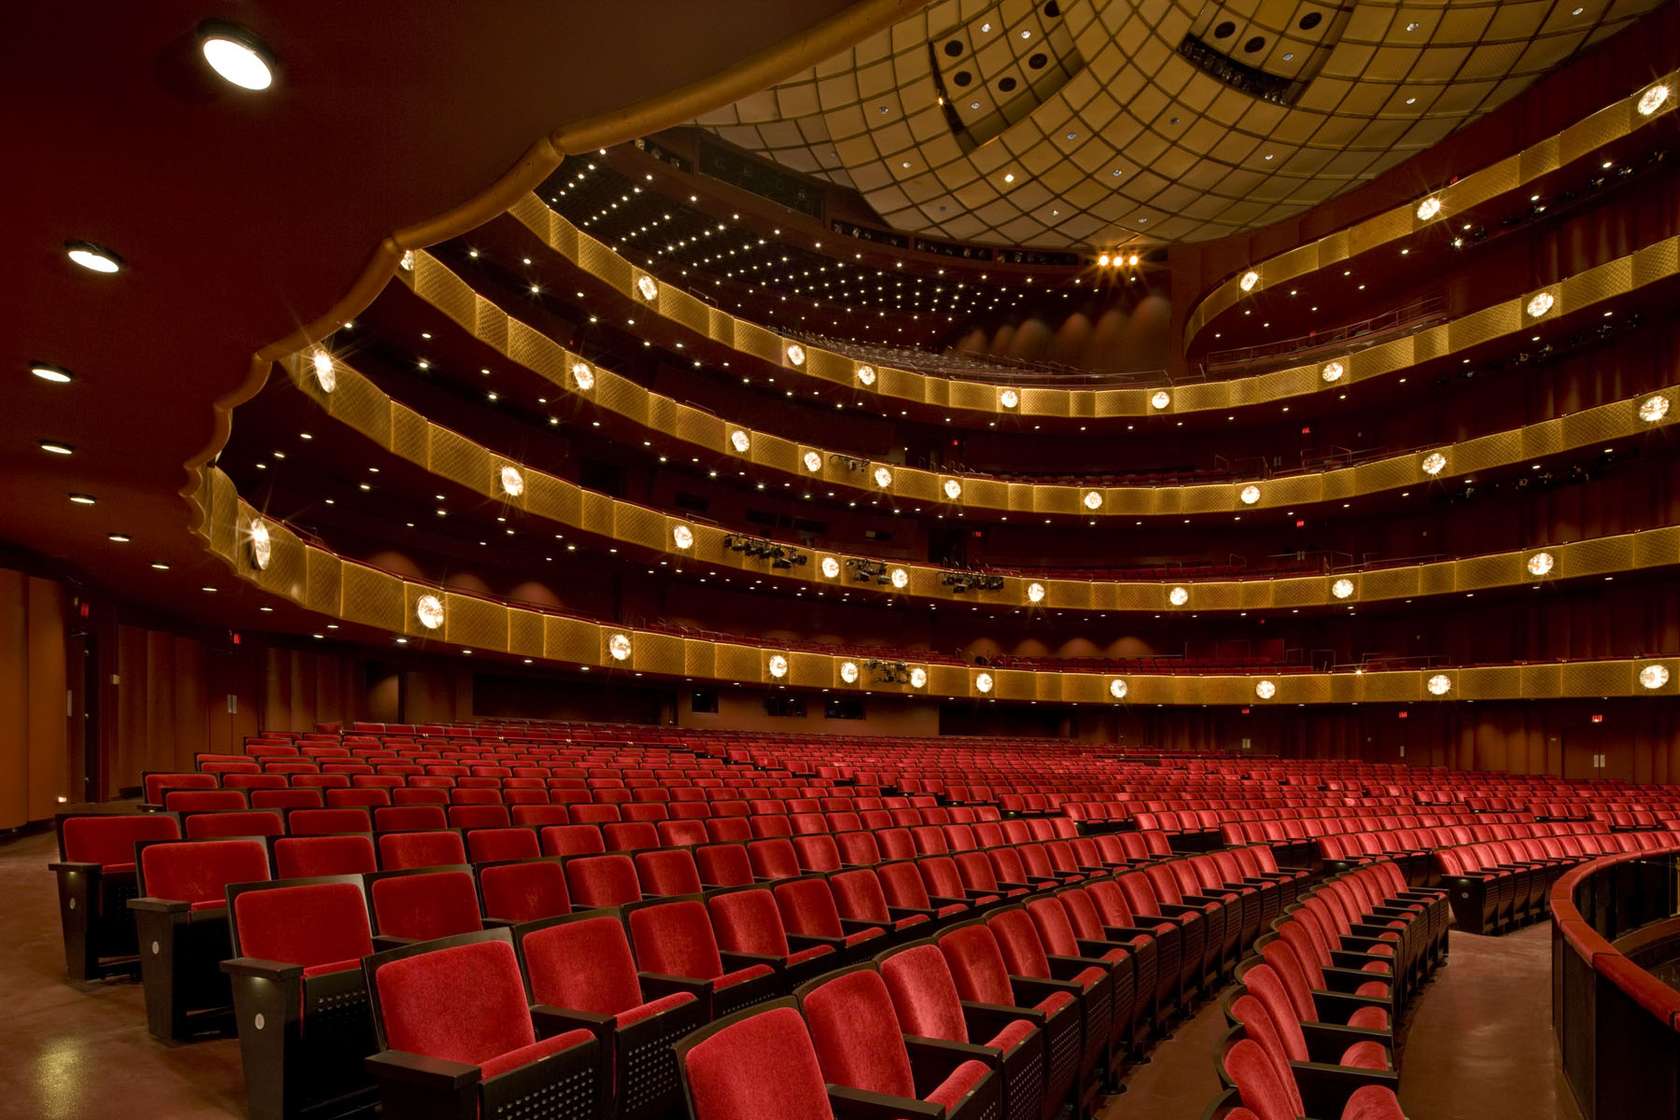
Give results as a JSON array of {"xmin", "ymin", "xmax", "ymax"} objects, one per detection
[
  {"xmin": 1200, "ymin": 296, "xmax": 1447, "ymax": 373},
  {"xmin": 1549, "ymin": 847, "xmax": 1680, "ymax": 1120}
]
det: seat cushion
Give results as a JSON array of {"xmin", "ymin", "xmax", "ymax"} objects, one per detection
[
  {"xmin": 895, "ymin": 915, "xmax": 933, "ymax": 931},
  {"xmin": 787, "ymin": 945, "xmax": 835, "ymax": 968},
  {"xmin": 843, "ymin": 928, "xmax": 885, "ymax": 947},
  {"xmin": 925, "ymin": 1059, "xmax": 992, "ymax": 1111},
  {"xmin": 1347, "ymin": 1005, "xmax": 1390, "ymax": 1032},
  {"xmin": 716, "ymin": 964, "xmax": 775, "ymax": 990},
  {"xmin": 302, "ymin": 959, "xmax": 360, "ymax": 980},
  {"xmin": 1355, "ymin": 980, "xmax": 1391, "ymax": 999},
  {"xmin": 935, "ymin": 903, "xmax": 968, "ymax": 919},
  {"xmin": 478, "ymin": 1028, "xmax": 593, "ymax": 1082},
  {"xmin": 1339, "ymin": 1041, "xmax": 1390, "ymax": 1071},
  {"xmin": 614, "ymin": 991, "xmax": 696, "ymax": 1029},
  {"xmin": 1072, "ymin": 966, "xmax": 1106, "ymax": 991}
]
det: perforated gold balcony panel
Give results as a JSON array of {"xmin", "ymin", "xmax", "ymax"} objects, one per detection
[
  {"xmin": 406, "ymin": 232, "xmax": 1680, "ymax": 447},
  {"xmin": 194, "ymin": 465, "xmax": 1680, "ymax": 707},
  {"xmin": 278, "ymin": 351, "xmax": 1680, "ymax": 611}
]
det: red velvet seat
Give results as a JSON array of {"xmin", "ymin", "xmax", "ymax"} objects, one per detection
[
  {"xmin": 796, "ymin": 966, "xmax": 998, "ymax": 1120},
  {"xmin": 877, "ymin": 861, "xmax": 970, "ymax": 924},
  {"xmin": 676, "ymin": 1003, "xmax": 839, "ymax": 1120},
  {"xmin": 166, "ymin": 789, "xmax": 248, "ymax": 813},
  {"xmin": 773, "ymin": 877, "xmax": 885, "ymax": 963},
  {"xmin": 827, "ymin": 868, "xmax": 934, "ymax": 938},
  {"xmin": 634, "ymin": 848, "xmax": 703, "ymax": 897},
  {"xmin": 130, "ymin": 838, "xmax": 272, "ymax": 1041},
  {"xmin": 368, "ymin": 868, "xmax": 482, "ymax": 943},
  {"xmin": 989, "ymin": 907, "xmax": 1109, "ymax": 1106},
  {"xmin": 746, "ymin": 838, "xmax": 800, "ymax": 881},
  {"xmin": 466, "ymin": 827, "xmax": 541, "ymax": 864},
  {"xmin": 624, "ymin": 898, "xmax": 780, "ymax": 1020},
  {"xmin": 224, "ymin": 878, "xmax": 378, "ymax": 1119},
  {"xmin": 517, "ymin": 913, "xmax": 703, "ymax": 1120},
  {"xmin": 377, "ymin": 829, "xmax": 467, "ymax": 871},
  {"xmin": 287, "ymin": 807, "xmax": 372, "ymax": 836},
  {"xmin": 706, "ymin": 887, "xmax": 837, "ymax": 989},
  {"xmin": 566, "ymin": 853, "xmax": 643, "ymax": 908},
  {"xmin": 936, "ymin": 921, "xmax": 1081, "ymax": 1120},
  {"xmin": 478, "ymin": 859, "xmax": 572, "ymax": 923},
  {"xmin": 274, "ymin": 834, "xmax": 378, "ymax": 879},
  {"xmin": 185, "ymin": 809, "xmax": 286, "ymax": 840},
  {"xmin": 541, "ymin": 824, "xmax": 608, "ymax": 857},
  {"xmin": 879, "ymin": 943, "xmax": 1047, "ymax": 1120},
  {"xmin": 372, "ymin": 805, "xmax": 448, "ymax": 832},
  {"xmin": 364, "ymin": 930, "xmax": 604, "ymax": 1119},
  {"xmin": 51, "ymin": 813, "xmax": 182, "ymax": 980}
]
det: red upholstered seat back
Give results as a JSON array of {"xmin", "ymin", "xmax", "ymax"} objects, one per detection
[
  {"xmin": 274, "ymin": 834, "xmax": 377, "ymax": 879},
  {"xmin": 629, "ymin": 900, "xmax": 725, "ymax": 981},
  {"xmin": 695, "ymin": 844, "xmax": 754, "ymax": 887},
  {"xmin": 479, "ymin": 860, "xmax": 571, "ymax": 923},
  {"xmin": 141, "ymin": 839, "xmax": 269, "ymax": 905},
  {"xmin": 378, "ymin": 830, "xmax": 467, "ymax": 870},
  {"xmin": 793, "ymin": 835, "xmax": 842, "ymax": 872},
  {"xmin": 802, "ymin": 969, "xmax": 916, "ymax": 1099},
  {"xmin": 1343, "ymin": 1086, "xmax": 1406, "ymax": 1120},
  {"xmin": 374, "ymin": 805, "xmax": 447, "ymax": 832},
  {"xmin": 1222, "ymin": 1038, "xmax": 1299, "ymax": 1120},
  {"xmin": 511, "ymin": 805, "xmax": 571, "ymax": 827},
  {"xmin": 658, "ymin": 820, "xmax": 709, "ymax": 848},
  {"xmin": 1025, "ymin": 897, "xmax": 1081, "ymax": 957},
  {"xmin": 234, "ymin": 881, "xmax": 373, "ymax": 968},
  {"xmin": 371, "ymin": 870, "xmax": 483, "ymax": 941},
  {"xmin": 1239, "ymin": 965, "xmax": 1311, "ymax": 1065},
  {"xmin": 877, "ymin": 861, "xmax": 935, "ymax": 910},
  {"xmin": 541, "ymin": 825, "xmax": 607, "ymax": 857},
  {"xmin": 938, "ymin": 924, "xmax": 1015, "ymax": 1006},
  {"xmin": 1229, "ymin": 993, "xmax": 1302, "ymax": 1109},
  {"xmin": 635, "ymin": 849, "xmax": 703, "ymax": 896},
  {"xmin": 63, "ymin": 814, "xmax": 180, "ymax": 869},
  {"xmin": 987, "ymin": 847, "xmax": 1029, "ymax": 884},
  {"xmin": 166, "ymin": 790, "xmax": 247, "ymax": 813},
  {"xmin": 707, "ymin": 888, "xmax": 794, "ymax": 957},
  {"xmin": 287, "ymin": 808, "xmax": 372, "ymax": 836},
  {"xmin": 373, "ymin": 937, "xmax": 534, "ymax": 1066},
  {"xmin": 955, "ymin": 851, "xmax": 1003, "ymax": 893},
  {"xmin": 988, "ymin": 909, "xmax": 1053, "ymax": 980},
  {"xmin": 774, "ymin": 878, "xmax": 845, "ymax": 939},
  {"xmin": 748, "ymin": 839, "xmax": 800, "ymax": 881},
  {"xmin": 565, "ymin": 854, "xmax": 642, "ymax": 908},
  {"xmin": 1058, "ymin": 888, "xmax": 1106, "ymax": 941},
  {"xmin": 186, "ymin": 810, "xmax": 285, "ymax": 840},
  {"xmin": 467, "ymin": 828, "xmax": 541, "ymax": 864},
  {"xmin": 836, "ymin": 832, "xmax": 882, "ymax": 867},
  {"xmin": 828, "ymin": 869, "xmax": 892, "ymax": 922},
  {"xmin": 682, "ymin": 1006, "xmax": 835, "ymax": 1120},
  {"xmin": 523, "ymin": 915, "xmax": 643, "ymax": 1016},
  {"xmin": 1260, "ymin": 938, "xmax": 1323, "ymax": 1022},
  {"xmin": 603, "ymin": 822, "xmax": 659, "ymax": 852},
  {"xmin": 880, "ymin": 944, "xmax": 970, "ymax": 1043},
  {"xmin": 1084, "ymin": 880, "xmax": 1136, "ymax": 927},
  {"xmin": 919, "ymin": 856, "xmax": 966, "ymax": 900}
]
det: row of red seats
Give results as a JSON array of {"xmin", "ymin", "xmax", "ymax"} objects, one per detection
[
  {"xmin": 1207, "ymin": 860, "xmax": 1452, "ymax": 1120},
  {"xmin": 1434, "ymin": 830, "xmax": 1680, "ymax": 934}
]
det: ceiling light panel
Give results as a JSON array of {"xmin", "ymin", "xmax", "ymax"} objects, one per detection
[{"xmin": 695, "ymin": 0, "xmax": 1660, "ymax": 245}]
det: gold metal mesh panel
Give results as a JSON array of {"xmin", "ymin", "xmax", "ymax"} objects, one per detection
[
  {"xmin": 339, "ymin": 566, "xmax": 403, "ymax": 630},
  {"xmin": 634, "ymin": 632, "xmax": 685, "ymax": 677},
  {"xmin": 544, "ymin": 616, "xmax": 599, "ymax": 664},
  {"xmin": 302, "ymin": 551, "xmax": 342, "ymax": 616},
  {"xmin": 508, "ymin": 610, "xmax": 544, "ymax": 658},
  {"xmin": 429, "ymin": 428, "xmax": 493, "ymax": 494},
  {"xmin": 1561, "ymin": 660, "xmax": 1632, "ymax": 697},
  {"xmin": 443, "ymin": 593, "xmax": 507, "ymax": 651},
  {"xmin": 389, "ymin": 403, "xmax": 429, "ymax": 465}
]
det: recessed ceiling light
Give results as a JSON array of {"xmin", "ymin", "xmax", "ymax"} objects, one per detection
[
  {"xmin": 67, "ymin": 493, "xmax": 95, "ymax": 505},
  {"xmin": 39, "ymin": 440, "xmax": 73, "ymax": 455},
  {"xmin": 151, "ymin": 562, "xmax": 170, "ymax": 571},
  {"xmin": 30, "ymin": 363, "xmax": 73, "ymax": 384},
  {"xmin": 198, "ymin": 22, "xmax": 276, "ymax": 90},
  {"xmin": 64, "ymin": 241, "xmax": 121, "ymax": 273},
  {"xmin": 107, "ymin": 534, "xmax": 129, "ymax": 543}
]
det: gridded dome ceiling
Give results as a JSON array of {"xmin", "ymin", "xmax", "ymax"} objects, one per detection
[{"xmin": 695, "ymin": 0, "xmax": 1662, "ymax": 246}]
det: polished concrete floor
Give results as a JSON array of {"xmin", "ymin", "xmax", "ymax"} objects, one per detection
[{"xmin": 1, "ymin": 827, "xmax": 1583, "ymax": 1120}]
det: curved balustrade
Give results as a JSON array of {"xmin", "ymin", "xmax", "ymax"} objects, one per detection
[
  {"xmin": 1550, "ymin": 848, "xmax": 1680, "ymax": 1119},
  {"xmin": 278, "ymin": 353, "xmax": 1680, "ymax": 616}
]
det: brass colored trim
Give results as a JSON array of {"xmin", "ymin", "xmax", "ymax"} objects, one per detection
[
  {"xmin": 1181, "ymin": 70, "xmax": 1679, "ymax": 352},
  {"xmin": 399, "ymin": 244, "xmax": 1680, "ymax": 512},
  {"xmin": 196, "ymin": 465, "xmax": 1680, "ymax": 706},
  {"xmin": 283, "ymin": 354, "xmax": 1680, "ymax": 614}
]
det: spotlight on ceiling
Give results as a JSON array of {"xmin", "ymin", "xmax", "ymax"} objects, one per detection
[
  {"xmin": 65, "ymin": 241, "xmax": 122, "ymax": 274},
  {"xmin": 30, "ymin": 363, "xmax": 74, "ymax": 384},
  {"xmin": 197, "ymin": 22, "xmax": 276, "ymax": 90}
]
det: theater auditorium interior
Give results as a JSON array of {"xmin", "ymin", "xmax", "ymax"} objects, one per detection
[{"xmin": 6, "ymin": 2, "xmax": 1680, "ymax": 1118}]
